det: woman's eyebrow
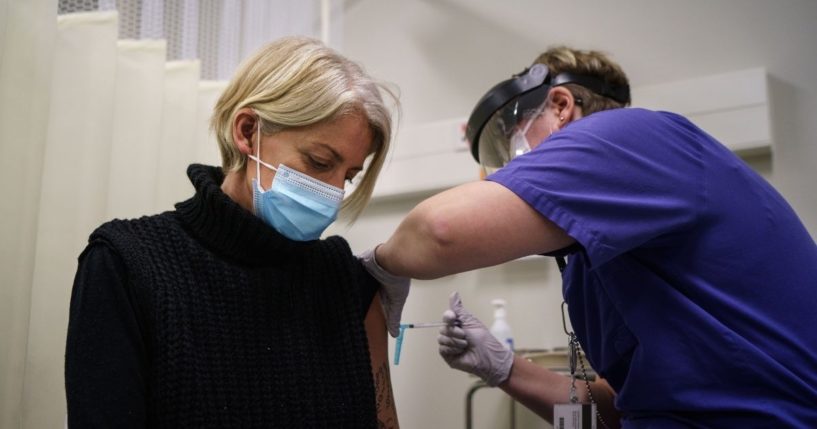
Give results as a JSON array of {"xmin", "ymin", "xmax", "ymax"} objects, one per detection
[
  {"xmin": 312, "ymin": 142, "xmax": 343, "ymax": 162},
  {"xmin": 313, "ymin": 142, "xmax": 364, "ymax": 170}
]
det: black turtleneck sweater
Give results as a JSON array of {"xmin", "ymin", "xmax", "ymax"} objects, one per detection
[{"xmin": 65, "ymin": 165, "xmax": 379, "ymax": 428}]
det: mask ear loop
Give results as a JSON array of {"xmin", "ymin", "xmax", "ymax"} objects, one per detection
[
  {"xmin": 255, "ymin": 119, "xmax": 262, "ymax": 189},
  {"xmin": 247, "ymin": 118, "xmax": 278, "ymax": 190},
  {"xmin": 519, "ymin": 98, "xmax": 547, "ymax": 137},
  {"xmin": 512, "ymin": 98, "xmax": 550, "ymax": 155}
]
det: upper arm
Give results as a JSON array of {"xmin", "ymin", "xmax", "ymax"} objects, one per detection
[
  {"xmin": 382, "ymin": 180, "xmax": 574, "ymax": 279},
  {"xmin": 364, "ymin": 291, "xmax": 399, "ymax": 428},
  {"xmin": 66, "ymin": 241, "xmax": 148, "ymax": 428}
]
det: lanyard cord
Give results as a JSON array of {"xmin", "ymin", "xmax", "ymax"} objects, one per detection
[{"xmin": 561, "ymin": 302, "xmax": 611, "ymax": 429}]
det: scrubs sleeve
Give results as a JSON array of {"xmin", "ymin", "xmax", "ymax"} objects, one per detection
[
  {"xmin": 488, "ymin": 109, "xmax": 703, "ymax": 268},
  {"xmin": 65, "ymin": 240, "xmax": 148, "ymax": 428}
]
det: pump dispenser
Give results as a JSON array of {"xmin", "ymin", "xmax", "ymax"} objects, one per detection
[{"xmin": 489, "ymin": 299, "xmax": 514, "ymax": 351}]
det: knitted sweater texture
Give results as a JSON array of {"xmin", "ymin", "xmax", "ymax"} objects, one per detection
[{"xmin": 76, "ymin": 164, "xmax": 378, "ymax": 428}]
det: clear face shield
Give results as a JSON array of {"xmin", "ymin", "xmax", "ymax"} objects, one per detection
[
  {"xmin": 478, "ymin": 87, "xmax": 550, "ymax": 173},
  {"xmin": 465, "ymin": 64, "xmax": 630, "ymax": 173},
  {"xmin": 466, "ymin": 64, "xmax": 552, "ymax": 173}
]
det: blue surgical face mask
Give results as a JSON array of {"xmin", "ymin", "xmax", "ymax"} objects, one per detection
[{"xmin": 247, "ymin": 121, "xmax": 344, "ymax": 241}]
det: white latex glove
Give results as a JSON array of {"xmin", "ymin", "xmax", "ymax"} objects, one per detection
[
  {"xmin": 437, "ymin": 291, "xmax": 514, "ymax": 386},
  {"xmin": 357, "ymin": 245, "xmax": 410, "ymax": 338}
]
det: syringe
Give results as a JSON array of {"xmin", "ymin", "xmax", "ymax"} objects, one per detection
[
  {"xmin": 401, "ymin": 322, "xmax": 449, "ymax": 329},
  {"xmin": 394, "ymin": 321, "xmax": 461, "ymax": 365}
]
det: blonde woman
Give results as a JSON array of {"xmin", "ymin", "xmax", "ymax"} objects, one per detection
[{"xmin": 66, "ymin": 37, "xmax": 399, "ymax": 428}]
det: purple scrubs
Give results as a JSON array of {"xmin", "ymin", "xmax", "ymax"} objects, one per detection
[{"xmin": 489, "ymin": 108, "xmax": 817, "ymax": 427}]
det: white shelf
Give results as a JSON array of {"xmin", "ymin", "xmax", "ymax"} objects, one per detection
[{"xmin": 631, "ymin": 67, "xmax": 771, "ymax": 153}]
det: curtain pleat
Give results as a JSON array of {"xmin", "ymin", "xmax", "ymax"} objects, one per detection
[
  {"xmin": 24, "ymin": 11, "xmax": 119, "ymax": 428},
  {"xmin": 107, "ymin": 39, "xmax": 167, "ymax": 220},
  {"xmin": 154, "ymin": 60, "xmax": 201, "ymax": 211},
  {"xmin": 0, "ymin": 1, "xmax": 58, "ymax": 427}
]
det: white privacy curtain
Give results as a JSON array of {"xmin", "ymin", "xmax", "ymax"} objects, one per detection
[
  {"xmin": 25, "ymin": 14, "xmax": 120, "ymax": 429},
  {"xmin": 0, "ymin": 1, "xmax": 330, "ymax": 427},
  {"xmin": 0, "ymin": 1, "xmax": 58, "ymax": 428}
]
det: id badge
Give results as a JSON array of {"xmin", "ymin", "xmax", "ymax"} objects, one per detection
[{"xmin": 553, "ymin": 403, "xmax": 596, "ymax": 429}]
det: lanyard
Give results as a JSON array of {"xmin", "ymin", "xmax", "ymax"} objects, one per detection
[{"xmin": 562, "ymin": 301, "xmax": 610, "ymax": 429}]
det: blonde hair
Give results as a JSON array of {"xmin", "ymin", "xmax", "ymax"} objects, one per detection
[
  {"xmin": 211, "ymin": 36, "xmax": 398, "ymax": 221},
  {"xmin": 533, "ymin": 46, "xmax": 630, "ymax": 115}
]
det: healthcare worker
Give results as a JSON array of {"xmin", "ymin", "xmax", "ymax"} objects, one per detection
[{"xmin": 362, "ymin": 46, "xmax": 817, "ymax": 427}]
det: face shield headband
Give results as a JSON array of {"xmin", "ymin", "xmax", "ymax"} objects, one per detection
[{"xmin": 465, "ymin": 64, "xmax": 630, "ymax": 170}]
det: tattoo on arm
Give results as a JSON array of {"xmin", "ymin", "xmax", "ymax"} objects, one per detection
[
  {"xmin": 374, "ymin": 361, "xmax": 397, "ymax": 429},
  {"xmin": 378, "ymin": 418, "xmax": 396, "ymax": 429}
]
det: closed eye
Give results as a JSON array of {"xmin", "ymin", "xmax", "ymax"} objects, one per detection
[{"xmin": 307, "ymin": 156, "xmax": 332, "ymax": 171}]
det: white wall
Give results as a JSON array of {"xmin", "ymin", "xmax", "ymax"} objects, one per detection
[{"xmin": 334, "ymin": 1, "xmax": 817, "ymax": 428}]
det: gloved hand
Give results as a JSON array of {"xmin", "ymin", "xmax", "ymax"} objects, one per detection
[
  {"xmin": 358, "ymin": 245, "xmax": 410, "ymax": 338},
  {"xmin": 437, "ymin": 291, "xmax": 514, "ymax": 386}
]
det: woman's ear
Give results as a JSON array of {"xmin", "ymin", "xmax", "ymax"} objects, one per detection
[
  {"xmin": 231, "ymin": 108, "xmax": 258, "ymax": 155},
  {"xmin": 549, "ymin": 87, "xmax": 580, "ymax": 123}
]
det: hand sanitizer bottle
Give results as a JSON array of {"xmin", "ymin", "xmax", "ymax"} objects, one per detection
[{"xmin": 490, "ymin": 299, "xmax": 514, "ymax": 351}]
